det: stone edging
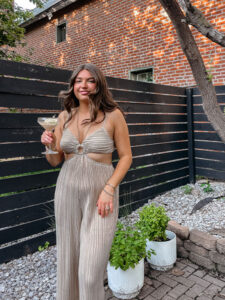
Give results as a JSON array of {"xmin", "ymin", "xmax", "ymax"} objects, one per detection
[{"xmin": 167, "ymin": 220, "xmax": 225, "ymax": 274}]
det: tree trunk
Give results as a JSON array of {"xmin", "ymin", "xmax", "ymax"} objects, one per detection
[
  {"xmin": 159, "ymin": 0, "xmax": 225, "ymax": 143},
  {"xmin": 179, "ymin": 0, "xmax": 225, "ymax": 47}
]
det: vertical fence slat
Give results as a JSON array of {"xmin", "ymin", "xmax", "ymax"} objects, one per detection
[{"xmin": 186, "ymin": 88, "xmax": 195, "ymax": 184}]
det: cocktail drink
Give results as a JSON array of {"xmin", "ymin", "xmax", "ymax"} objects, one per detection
[{"xmin": 38, "ymin": 117, "xmax": 58, "ymax": 154}]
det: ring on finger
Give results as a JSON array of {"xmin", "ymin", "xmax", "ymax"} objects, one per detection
[{"xmin": 105, "ymin": 206, "xmax": 110, "ymax": 211}]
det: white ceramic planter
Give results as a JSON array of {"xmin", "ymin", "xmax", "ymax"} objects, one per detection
[
  {"xmin": 146, "ymin": 230, "xmax": 176, "ymax": 271},
  {"xmin": 107, "ymin": 258, "xmax": 144, "ymax": 299}
]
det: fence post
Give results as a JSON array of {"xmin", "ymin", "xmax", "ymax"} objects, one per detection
[{"xmin": 186, "ymin": 88, "xmax": 195, "ymax": 184}]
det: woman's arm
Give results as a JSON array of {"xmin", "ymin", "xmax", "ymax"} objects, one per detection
[
  {"xmin": 97, "ymin": 108, "xmax": 132, "ymax": 217},
  {"xmin": 106, "ymin": 108, "xmax": 132, "ymax": 188},
  {"xmin": 41, "ymin": 111, "xmax": 66, "ymax": 167}
]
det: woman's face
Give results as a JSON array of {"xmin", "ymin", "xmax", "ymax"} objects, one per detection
[{"xmin": 73, "ymin": 70, "xmax": 97, "ymax": 102}]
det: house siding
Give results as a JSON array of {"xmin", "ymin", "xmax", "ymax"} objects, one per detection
[{"xmin": 18, "ymin": 0, "xmax": 225, "ymax": 87}]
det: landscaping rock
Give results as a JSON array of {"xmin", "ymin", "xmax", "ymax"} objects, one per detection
[
  {"xmin": 176, "ymin": 236, "xmax": 184, "ymax": 247},
  {"xmin": 189, "ymin": 252, "xmax": 216, "ymax": 271},
  {"xmin": 167, "ymin": 220, "xmax": 189, "ymax": 240},
  {"xmin": 189, "ymin": 229, "xmax": 217, "ymax": 250},
  {"xmin": 177, "ymin": 246, "xmax": 189, "ymax": 258},
  {"xmin": 184, "ymin": 240, "xmax": 209, "ymax": 257},
  {"xmin": 217, "ymin": 239, "xmax": 225, "ymax": 255},
  {"xmin": 209, "ymin": 251, "xmax": 225, "ymax": 265},
  {"xmin": 217, "ymin": 264, "xmax": 225, "ymax": 274}
]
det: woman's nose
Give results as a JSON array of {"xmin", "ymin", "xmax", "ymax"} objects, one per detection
[{"xmin": 80, "ymin": 80, "xmax": 87, "ymax": 88}]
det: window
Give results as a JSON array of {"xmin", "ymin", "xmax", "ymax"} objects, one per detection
[
  {"xmin": 57, "ymin": 22, "xmax": 66, "ymax": 43},
  {"xmin": 129, "ymin": 67, "xmax": 153, "ymax": 83}
]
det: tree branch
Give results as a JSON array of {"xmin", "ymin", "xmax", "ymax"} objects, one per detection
[
  {"xmin": 177, "ymin": 0, "xmax": 188, "ymax": 12},
  {"xmin": 178, "ymin": 0, "xmax": 225, "ymax": 47},
  {"xmin": 159, "ymin": 0, "xmax": 225, "ymax": 143}
]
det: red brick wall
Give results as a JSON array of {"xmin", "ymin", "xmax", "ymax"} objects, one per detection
[{"xmin": 18, "ymin": 0, "xmax": 225, "ymax": 87}]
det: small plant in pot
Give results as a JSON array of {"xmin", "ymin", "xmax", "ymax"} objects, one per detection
[
  {"xmin": 136, "ymin": 203, "xmax": 177, "ymax": 271},
  {"xmin": 107, "ymin": 221, "xmax": 155, "ymax": 299}
]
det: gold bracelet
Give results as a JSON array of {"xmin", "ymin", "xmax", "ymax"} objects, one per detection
[
  {"xmin": 106, "ymin": 183, "xmax": 116, "ymax": 190},
  {"xmin": 103, "ymin": 188, "xmax": 114, "ymax": 197}
]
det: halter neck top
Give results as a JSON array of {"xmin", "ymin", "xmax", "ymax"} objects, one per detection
[{"xmin": 60, "ymin": 113, "xmax": 115, "ymax": 155}]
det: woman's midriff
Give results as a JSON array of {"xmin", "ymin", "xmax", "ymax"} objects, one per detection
[{"xmin": 64, "ymin": 152, "xmax": 112, "ymax": 165}]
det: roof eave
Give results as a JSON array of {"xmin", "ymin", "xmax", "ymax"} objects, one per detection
[{"xmin": 21, "ymin": 0, "xmax": 78, "ymax": 28}]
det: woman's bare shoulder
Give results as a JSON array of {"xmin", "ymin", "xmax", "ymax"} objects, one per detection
[
  {"xmin": 58, "ymin": 109, "xmax": 75, "ymax": 121},
  {"xmin": 57, "ymin": 110, "xmax": 70, "ymax": 129},
  {"xmin": 107, "ymin": 108, "xmax": 125, "ymax": 123},
  {"xmin": 58, "ymin": 110, "xmax": 67, "ymax": 119},
  {"xmin": 107, "ymin": 108, "xmax": 124, "ymax": 118}
]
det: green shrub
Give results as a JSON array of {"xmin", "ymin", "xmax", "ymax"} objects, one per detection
[
  {"xmin": 136, "ymin": 203, "xmax": 170, "ymax": 242},
  {"xmin": 38, "ymin": 241, "xmax": 50, "ymax": 251},
  {"xmin": 200, "ymin": 180, "xmax": 214, "ymax": 193},
  {"xmin": 109, "ymin": 222, "xmax": 155, "ymax": 271},
  {"xmin": 181, "ymin": 184, "xmax": 193, "ymax": 195},
  {"xmin": 196, "ymin": 175, "xmax": 205, "ymax": 180}
]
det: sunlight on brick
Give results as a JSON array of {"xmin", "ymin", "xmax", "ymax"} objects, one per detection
[
  {"xmin": 133, "ymin": 7, "xmax": 140, "ymax": 17},
  {"xmin": 103, "ymin": 1, "xmax": 109, "ymax": 8},
  {"xmin": 16, "ymin": 0, "xmax": 225, "ymax": 87},
  {"xmin": 72, "ymin": 11, "xmax": 78, "ymax": 17},
  {"xmin": 153, "ymin": 50, "xmax": 165, "ymax": 58},
  {"xmin": 59, "ymin": 53, "xmax": 65, "ymax": 66},
  {"xmin": 109, "ymin": 42, "xmax": 115, "ymax": 48}
]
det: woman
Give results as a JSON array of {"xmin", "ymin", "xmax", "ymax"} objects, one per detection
[{"xmin": 41, "ymin": 63, "xmax": 132, "ymax": 300}]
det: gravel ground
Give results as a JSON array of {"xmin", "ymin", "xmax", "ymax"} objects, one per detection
[
  {"xmin": 0, "ymin": 247, "xmax": 57, "ymax": 300},
  {"xmin": 1, "ymin": 179, "xmax": 225, "ymax": 299},
  {"xmin": 121, "ymin": 179, "xmax": 225, "ymax": 238},
  {"xmin": 155, "ymin": 180, "xmax": 225, "ymax": 236}
]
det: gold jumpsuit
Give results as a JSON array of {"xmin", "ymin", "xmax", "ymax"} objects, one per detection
[{"xmin": 54, "ymin": 113, "xmax": 119, "ymax": 300}]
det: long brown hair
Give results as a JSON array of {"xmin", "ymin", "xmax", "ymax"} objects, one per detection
[{"xmin": 59, "ymin": 63, "xmax": 124, "ymax": 128}]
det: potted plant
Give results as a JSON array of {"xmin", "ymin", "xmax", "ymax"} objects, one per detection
[
  {"xmin": 107, "ymin": 221, "xmax": 155, "ymax": 299},
  {"xmin": 136, "ymin": 203, "xmax": 176, "ymax": 271}
]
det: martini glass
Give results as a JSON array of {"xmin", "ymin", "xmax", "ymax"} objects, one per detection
[{"xmin": 38, "ymin": 116, "xmax": 58, "ymax": 154}]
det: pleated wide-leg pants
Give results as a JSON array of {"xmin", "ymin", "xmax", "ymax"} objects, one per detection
[{"xmin": 54, "ymin": 154, "xmax": 119, "ymax": 300}]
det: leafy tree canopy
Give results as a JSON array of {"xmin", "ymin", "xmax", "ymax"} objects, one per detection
[{"xmin": 0, "ymin": 0, "xmax": 45, "ymax": 60}]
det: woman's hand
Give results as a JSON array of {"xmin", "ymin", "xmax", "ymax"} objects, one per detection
[
  {"xmin": 41, "ymin": 130, "xmax": 56, "ymax": 150},
  {"xmin": 96, "ymin": 185, "xmax": 114, "ymax": 218}
]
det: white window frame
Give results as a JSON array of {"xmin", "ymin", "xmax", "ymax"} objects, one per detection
[
  {"xmin": 129, "ymin": 67, "xmax": 154, "ymax": 83},
  {"xmin": 56, "ymin": 21, "xmax": 67, "ymax": 43}
]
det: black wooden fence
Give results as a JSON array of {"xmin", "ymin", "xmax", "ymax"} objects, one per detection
[
  {"xmin": 192, "ymin": 86, "xmax": 225, "ymax": 181},
  {"xmin": 0, "ymin": 60, "xmax": 224, "ymax": 264}
]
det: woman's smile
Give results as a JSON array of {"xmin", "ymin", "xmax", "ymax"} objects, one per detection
[{"xmin": 79, "ymin": 91, "xmax": 90, "ymax": 95}]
